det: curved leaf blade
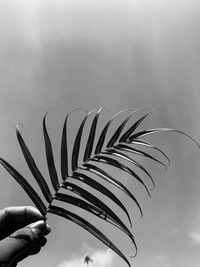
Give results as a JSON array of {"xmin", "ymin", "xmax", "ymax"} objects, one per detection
[
  {"xmin": 83, "ymin": 107, "xmax": 104, "ymax": 162},
  {"xmin": 71, "ymin": 171, "xmax": 132, "ymax": 227},
  {"xmin": 16, "ymin": 125, "xmax": 52, "ymax": 203},
  {"xmin": 129, "ymin": 128, "xmax": 200, "ymax": 148},
  {"xmin": 0, "ymin": 158, "xmax": 47, "ymax": 216},
  {"xmin": 55, "ymin": 192, "xmax": 118, "ymax": 225},
  {"xmin": 107, "ymin": 108, "xmax": 149, "ymax": 148},
  {"xmin": 119, "ymin": 108, "xmax": 155, "ymax": 143},
  {"xmin": 81, "ymin": 163, "xmax": 143, "ymax": 217},
  {"xmin": 71, "ymin": 109, "xmax": 96, "ymax": 172},
  {"xmin": 116, "ymin": 144, "xmax": 168, "ymax": 169},
  {"xmin": 103, "ymin": 148, "xmax": 155, "ymax": 191},
  {"xmin": 61, "ymin": 109, "xmax": 82, "ymax": 180},
  {"xmin": 55, "ymin": 192, "xmax": 135, "ymax": 245},
  {"xmin": 48, "ymin": 205, "xmax": 132, "ymax": 267},
  {"xmin": 95, "ymin": 109, "xmax": 130, "ymax": 155},
  {"xmin": 61, "ymin": 114, "xmax": 69, "ymax": 181},
  {"xmin": 61, "ymin": 182, "xmax": 132, "ymax": 236},
  {"xmin": 93, "ymin": 155, "xmax": 152, "ymax": 195},
  {"xmin": 128, "ymin": 139, "xmax": 170, "ymax": 167},
  {"xmin": 43, "ymin": 111, "xmax": 59, "ymax": 191}
]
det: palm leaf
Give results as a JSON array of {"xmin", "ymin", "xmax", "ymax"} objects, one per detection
[
  {"xmin": 128, "ymin": 139, "xmax": 171, "ymax": 167},
  {"xmin": 129, "ymin": 128, "xmax": 200, "ymax": 147},
  {"xmin": 1, "ymin": 108, "xmax": 198, "ymax": 266},
  {"xmin": 71, "ymin": 171, "xmax": 132, "ymax": 227},
  {"xmin": 95, "ymin": 109, "xmax": 130, "ymax": 154},
  {"xmin": 48, "ymin": 205, "xmax": 133, "ymax": 267},
  {"xmin": 81, "ymin": 162, "xmax": 143, "ymax": 217},
  {"xmin": 54, "ymin": 193, "xmax": 123, "ymax": 228},
  {"xmin": 119, "ymin": 108, "xmax": 155, "ymax": 143},
  {"xmin": 61, "ymin": 181, "xmax": 131, "ymax": 234},
  {"xmin": 61, "ymin": 108, "xmax": 83, "ymax": 180},
  {"xmin": 106, "ymin": 108, "xmax": 149, "ymax": 148},
  {"xmin": 92, "ymin": 155, "xmax": 152, "ymax": 196},
  {"xmin": 71, "ymin": 109, "xmax": 96, "ymax": 172},
  {"xmin": 61, "ymin": 113, "xmax": 70, "ymax": 181},
  {"xmin": 54, "ymin": 191, "xmax": 136, "ymax": 248},
  {"xmin": 115, "ymin": 143, "xmax": 168, "ymax": 169},
  {"xmin": 16, "ymin": 125, "xmax": 53, "ymax": 203},
  {"xmin": 83, "ymin": 107, "xmax": 103, "ymax": 162},
  {"xmin": 0, "ymin": 158, "xmax": 47, "ymax": 216},
  {"xmin": 103, "ymin": 148, "xmax": 155, "ymax": 190},
  {"xmin": 43, "ymin": 111, "xmax": 60, "ymax": 191}
]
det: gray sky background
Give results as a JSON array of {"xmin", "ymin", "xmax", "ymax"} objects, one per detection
[{"xmin": 0, "ymin": 1, "xmax": 200, "ymax": 267}]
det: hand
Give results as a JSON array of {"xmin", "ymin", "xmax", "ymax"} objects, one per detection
[{"xmin": 0, "ymin": 206, "xmax": 51, "ymax": 267}]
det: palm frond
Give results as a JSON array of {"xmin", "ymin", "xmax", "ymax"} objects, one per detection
[
  {"xmin": 16, "ymin": 124, "xmax": 53, "ymax": 203},
  {"xmin": 71, "ymin": 171, "xmax": 132, "ymax": 227},
  {"xmin": 0, "ymin": 158, "xmax": 47, "ymax": 216},
  {"xmin": 43, "ymin": 112, "xmax": 60, "ymax": 191},
  {"xmin": 0, "ymin": 108, "xmax": 199, "ymax": 267},
  {"xmin": 81, "ymin": 162, "xmax": 144, "ymax": 217},
  {"xmin": 48, "ymin": 205, "xmax": 132, "ymax": 267}
]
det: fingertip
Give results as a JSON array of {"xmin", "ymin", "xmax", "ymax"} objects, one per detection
[
  {"xmin": 44, "ymin": 223, "xmax": 51, "ymax": 235},
  {"xmin": 28, "ymin": 220, "xmax": 51, "ymax": 237},
  {"xmin": 28, "ymin": 220, "xmax": 46, "ymax": 237},
  {"xmin": 25, "ymin": 206, "xmax": 44, "ymax": 220}
]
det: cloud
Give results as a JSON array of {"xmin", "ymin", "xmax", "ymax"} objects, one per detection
[
  {"xmin": 189, "ymin": 231, "xmax": 200, "ymax": 245},
  {"xmin": 58, "ymin": 248, "xmax": 116, "ymax": 267}
]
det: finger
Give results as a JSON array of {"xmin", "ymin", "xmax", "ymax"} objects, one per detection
[
  {"xmin": 28, "ymin": 221, "xmax": 51, "ymax": 236},
  {"xmin": 9, "ymin": 241, "xmax": 45, "ymax": 267},
  {"xmin": 28, "ymin": 237, "xmax": 47, "ymax": 255},
  {"xmin": 35, "ymin": 236, "xmax": 47, "ymax": 247},
  {"xmin": 10, "ymin": 236, "xmax": 47, "ymax": 265},
  {"xmin": 28, "ymin": 246, "xmax": 42, "ymax": 256},
  {"xmin": 0, "ymin": 206, "xmax": 44, "ymax": 240},
  {"xmin": 0, "ymin": 220, "xmax": 48, "ymax": 266}
]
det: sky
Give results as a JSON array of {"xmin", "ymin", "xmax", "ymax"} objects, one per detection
[{"xmin": 0, "ymin": 0, "xmax": 200, "ymax": 267}]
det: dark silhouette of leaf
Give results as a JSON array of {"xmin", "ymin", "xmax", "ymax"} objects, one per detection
[
  {"xmin": 81, "ymin": 163, "xmax": 143, "ymax": 217},
  {"xmin": 128, "ymin": 139, "xmax": 170, "ymax": 167},
  {"xmin": 71, "ymin": 172, "xmax": 132, "ymax": 227},
  {"xmin": 54, "ymin": 192, "xmax": 136, "ymax": 246},
  {"xmin": 2, "ymin": 107, "xmax": 198, "ymax": 267},
  {"xmin": 0, "ymin": 158, "xmax": 47, "ymax": 216},
  {"xmin": 102, "ymin": 148, "xmax": 155, "ymax": 191},
  {"xmin": 129, "ymin": 128, "xmax": 200, "ymax": 148},
  {"xmin": 115, "ymin": 144, "xmax": 168, "ymax": 169},
  {"xmin": 107, "ymin": 108, "xmax": 148, "ymax": 148},
  {"xmin": 55, "ymin": 193, "xmax": 117, "ymax": 224},
  {"xmin": 61, "ymin": 108, "xmax": 84, "ymax": 180},
  {"xmin": 92, "ymin": 155, "xmax": 152, "ymax": 195},
  {"xmin": 43, "ymin": 111, "xmax": 59, "ymax": 191},
  {"xmin": 16, "ymin": 125, "xmax": 52, "ymax": 203},
  {"xmin": 83, "ymin": 107, "xmax": 104, "ymax": 162},
  {"xmin": 71, "ymin": 109, "xmax": 96, "ymax": 172},
  {"xmin": 95, "ymin": 109, "xmax": 130, "ymax": 155},
  {"xmin": 61, "ymin": 182, "xmax": 133, "ymax": 237},
  {"xmin": 61, "ymin": 113, "xmax": 69, "ymax": 181},
  {"xmin": 48, "ymin": 205, "xmax": 132, "ymax": 267},
  {"xmin": 119, "ymin": 109, "xmax": 155, "ymax": 143}
]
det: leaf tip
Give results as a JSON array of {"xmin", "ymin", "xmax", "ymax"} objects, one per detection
[{"xmin": 16, "ymin": 123, "xmax": 24, "ymax": 132}]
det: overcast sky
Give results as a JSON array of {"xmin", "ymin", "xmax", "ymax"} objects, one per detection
[{"xmin": 0, "ymin": 1, "xmax": 200, "ymax": 267}]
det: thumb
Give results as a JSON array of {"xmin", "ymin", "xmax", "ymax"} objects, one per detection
[{"xmin": 0, "ymin": 220, "xmax": 46, "ymax": 267}]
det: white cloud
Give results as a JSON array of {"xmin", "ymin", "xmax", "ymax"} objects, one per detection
[
  {"xmin": 58, "ymin": 248, "xmax": 116, "ymax": 267},
  {"xmin": 189, "ymin": 231, "xmax": 200, "ymax": 245}
]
